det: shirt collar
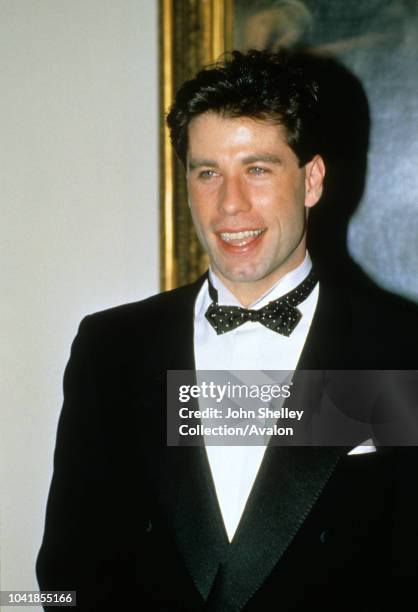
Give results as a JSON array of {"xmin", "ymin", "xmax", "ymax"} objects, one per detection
[{"xmin": 208, "ymin": 252, "xmax": 313, "ymax": 309}]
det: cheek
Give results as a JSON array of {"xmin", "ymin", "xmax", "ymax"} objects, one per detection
[
  {"xmin": 189, "ymin": 185, "xmax": 219, "ymax": 218},
  {"xmin": 266, "ymin": 179, "xmax": 305, "ymax": 215},
  {"xmin": 189, "ymin": 203, "xmax": 212, "ymax": 235},
  {"xmin": 189, "ymin": 178, "xmax": 220, "ymax": 199},
  {"xmin": 189, "ymin": 203, "xmax": 203, "ymax": 224},
  {"xmin": 258, "ymin": 185, "xmax": 305, "ymax": 233},
  {"xmin": 245, "ymin": 183, "xmax": 279, "ymax": 214},
  {"xmin": 249, "ymin": 182, "xmax": 288, "ymax": 218}
]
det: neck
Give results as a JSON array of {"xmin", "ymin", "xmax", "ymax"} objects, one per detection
[{"xmin": 223, "ymin": 281, "xmax": 276, "ymax": 308}]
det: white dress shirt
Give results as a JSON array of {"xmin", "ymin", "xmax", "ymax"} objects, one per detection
[{"xmin": 193, "ymin": 253, "xmax": 319, "ymax": 541}]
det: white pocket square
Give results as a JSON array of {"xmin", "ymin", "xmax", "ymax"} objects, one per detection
[{"xmin": 347, "ymin": 439, "xmax": 376, "ymax": 455}]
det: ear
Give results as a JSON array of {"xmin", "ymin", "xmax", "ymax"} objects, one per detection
[{"xmin": 304, "ymin": 154, "xmax": 325, "ymax": 209}]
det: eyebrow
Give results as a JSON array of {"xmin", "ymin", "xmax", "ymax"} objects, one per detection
[
  {"xmin": 241, "ymin": 154, "xmax": 283, "ymax": 165},
  {"xmin": 187, "ymin": 158, "xmax": 219, "ymax": 171},
  {"xmin": 187, "ymin": 154, "xmax": 283, "ymax": 171}
]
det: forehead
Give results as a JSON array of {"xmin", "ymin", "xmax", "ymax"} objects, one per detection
[{"xmin": 187, "ymin": 112, "xmax": 289, "ymax": 152}]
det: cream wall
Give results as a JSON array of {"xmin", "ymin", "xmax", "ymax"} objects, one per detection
[{"xmin": 0, "ymin": 1, "xmax": 159, "ymax": 607}]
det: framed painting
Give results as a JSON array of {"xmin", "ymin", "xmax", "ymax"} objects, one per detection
[
  {"xmin": 160, "ymin": 0, "xmax": 418, "ymax": 301},
  {"xmin": 159, "ymin": 0, "xmax": 233, "ymax": 290}
]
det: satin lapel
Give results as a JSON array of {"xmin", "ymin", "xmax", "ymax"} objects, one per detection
[
  {"xmin": 137, "ymin": 276, "xmax": 228, "ymax": 601},
  {"xmin": 297, "ymin": 280, "xmax": 352, "ymax": 370},
  {"xmin": 173, "ymin": 445, "xmax": 229, "ymax": 599},
  {"xmin": 285, "ymin": 281, "xmax": 353, "ymax": 442}
]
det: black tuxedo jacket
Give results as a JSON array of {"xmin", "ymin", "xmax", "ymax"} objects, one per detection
[{"xmin": 37, "ymin": 275, "xmax": 418, "ymax": 611}]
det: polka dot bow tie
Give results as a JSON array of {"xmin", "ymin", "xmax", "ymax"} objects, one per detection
[{"xmin": 205, "ymin": 269, "xmax": 317, "ymax": 336}]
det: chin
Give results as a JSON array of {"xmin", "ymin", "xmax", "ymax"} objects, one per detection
[{"xmin": 215, "ymin": 262, "xmax": 268, "ymax": 284}]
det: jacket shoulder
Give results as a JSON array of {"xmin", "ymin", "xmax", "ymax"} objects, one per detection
[{"xmin": 76, "ymin": 277, "xmax": 205, "ymax": 341}]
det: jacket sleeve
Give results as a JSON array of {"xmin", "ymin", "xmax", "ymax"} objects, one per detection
[{"xmin": 36, "ymin": 316, "xmax": 133, "ymax": 610}]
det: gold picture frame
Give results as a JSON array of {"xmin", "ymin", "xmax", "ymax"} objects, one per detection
[{"xmin": 159, "ymin": 0, "xmax": 234, "ymax": 290}]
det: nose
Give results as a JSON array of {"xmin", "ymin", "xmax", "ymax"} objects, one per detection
[{"xmin": 218, "ymin": 174, "xmax": 251, "ymax": 215}]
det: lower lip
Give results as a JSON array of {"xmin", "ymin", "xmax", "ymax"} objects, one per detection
[{"xmin": 215, "ymin": 231, "xmax": 265, "ymax": 254}]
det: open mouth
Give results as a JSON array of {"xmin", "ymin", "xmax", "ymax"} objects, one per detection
[{"xmin": 217, "ymin": 228, "xmax": 266, "ymax": 247}]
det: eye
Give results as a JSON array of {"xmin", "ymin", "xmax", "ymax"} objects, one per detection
[
  {"xmin": 199, "ymin": 169, "xmax": 217, "ymax": 179},
  {"xmin": 248, "ymin": 166, "xmax": 268, "ymax": 175}
]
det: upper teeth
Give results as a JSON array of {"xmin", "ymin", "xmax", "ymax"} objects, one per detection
[{"xmin": 220, "ymin": 229, "xmax": 264, "ymax": 240}]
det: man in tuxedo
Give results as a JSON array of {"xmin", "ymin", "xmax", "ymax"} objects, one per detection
[{"xmin": 37, "ymin": 50, "xmax": 418, "ymax": 610}]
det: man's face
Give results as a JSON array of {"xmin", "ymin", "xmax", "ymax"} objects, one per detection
[{"xmin": 186, "ymin": 111, "xmax": 325, "ymax": 303}]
